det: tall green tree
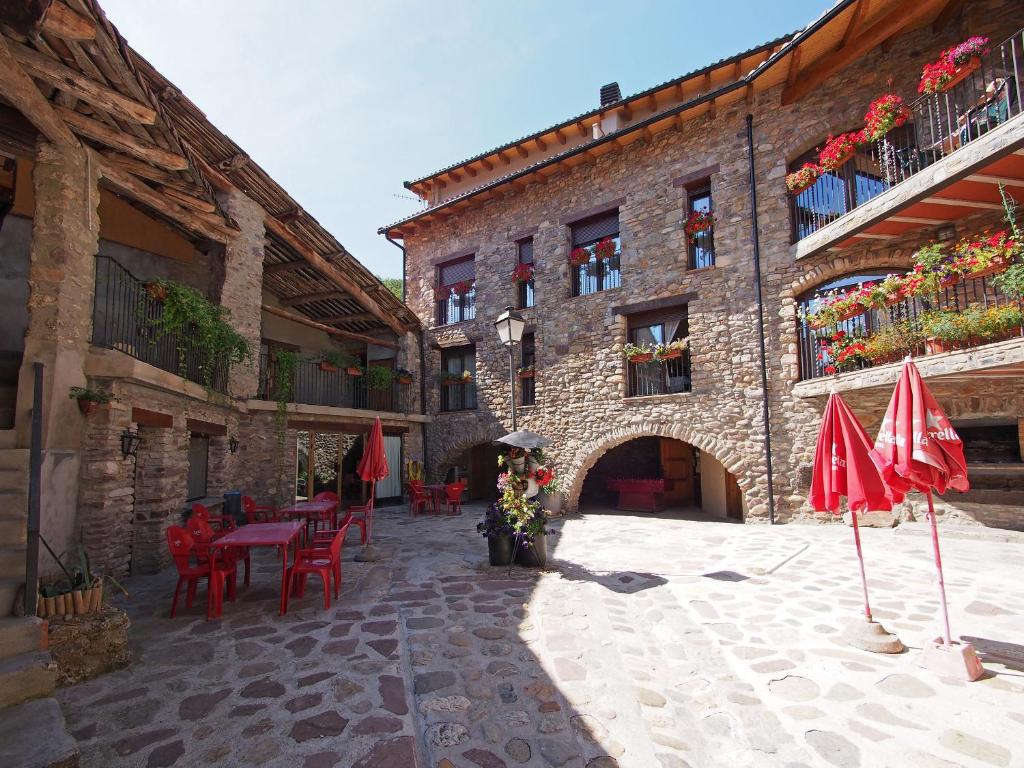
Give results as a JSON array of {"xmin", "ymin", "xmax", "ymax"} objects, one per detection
[{"xmin": 379, "ymin": 277, "xmax": 403, "ymax": 300}]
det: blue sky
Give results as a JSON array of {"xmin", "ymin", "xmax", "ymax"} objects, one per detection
[{"xmin": 102, "ymin": 0, "xmax": 818, "ymax": 279}]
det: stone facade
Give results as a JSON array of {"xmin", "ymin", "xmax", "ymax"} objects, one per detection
[{"xmin": 401, "ymin": 2, "xmax": 1024, "ymax": 523}]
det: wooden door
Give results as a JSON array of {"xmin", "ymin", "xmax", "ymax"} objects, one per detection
[
  {"xmin": 725, "ymin": 470, "xmax": 743, "ymax": 520},
  {"xmin": 660, "ymin": 439, "xmax": 694, "ymax": 506}
]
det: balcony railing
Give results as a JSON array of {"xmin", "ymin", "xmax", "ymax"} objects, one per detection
[
  {"xmin": 92, "ymin": 256, "xmax": 228, "ymax": 392},
  {"xmin": 257, "ymin": 353, "xmax": 407, "ymax": 412},
  {"xmin": 798, "ymin": 273, "xmax": 1023, "ymax": 381},
  {"xmin": 437, "ymin": 289, "xmax": 476, "ymax": 325},
  {"xmin": 627, "ymin": 353, "xmax": 692, "ymax": 397},
  {"xmin": 689, "ymin": 228, "xmax": 715, "ymax": 269},
  {"xmin": 792, "ymin": 28, "xmax": 1023, "ymax": 242},
  {"xmin": 440, "ymin": 381, "xmax": 477, "ymax": 412}
]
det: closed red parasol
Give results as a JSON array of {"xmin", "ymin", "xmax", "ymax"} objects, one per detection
[
  {"xmin": 870, "ymin": 359, "xmax": 980, "ymax": 678},
  {"xmin": 809, "ymin": 393, "xmax": 902, "ymax": 652},
  {"xmin": 357, "ymin": 417, "xmax": 389, "ymax": 545}
]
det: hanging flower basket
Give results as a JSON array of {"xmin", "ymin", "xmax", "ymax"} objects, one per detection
[
  {"xmin": 569, "ymin": 247, "xmax": 591, "ymax": 267},
  {"xmin": 511, "ymin": 264, "xmax": 534, "ymax": 284},
  {"xmin": 818, "ymin": 132, "xmax": 863, "ymax": 172},
  {"xmin": 918, "ymin": 38, "xmax": 988, "ymax": 94},
  {"xmin": 434, "ymin": 286, "xmax": 452, "ymax": 301},
  {"xmin": 452, "ymin": 280, "xmax": 474, "ymax": 297},
  {"xmin": 145, "ymin": 282, "xmax": 168, "ymax": 303},
  {"xmin": 594, "ymin": 237, "xmax": 617, "ymax": 261},
  {"xmin": 77, "ymin": 399, "xmax": 99, "ymax": 416},
  {"xmin": 863, "ymin": 94, "xmax": 911, "ymax": 143},
  {"xmin": 786, "ymin": 163, "xmax": 821, "ymax": 195},
  {"xmin": 684, "ymin": 210, "xmax": 715, "ymax": 240},
  {"xmin": 968, "ymin": 257, "xmax": 1012, "ymax": 280}
]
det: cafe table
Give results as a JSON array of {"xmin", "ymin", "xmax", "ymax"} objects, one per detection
[
  {"xmin": 210, "ymin": 521, "xmax": 304, "ymax": 615},
  {"xmin": 422, "ymin": 484, "xmax": 447, "ymax": 515},
  {"xmin": 278, "ymin": 500, "xmax": 340, "ymax": 531}
]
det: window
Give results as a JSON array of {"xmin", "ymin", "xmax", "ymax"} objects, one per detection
[
  {"xmin": 436, "ymin": 256, "xmax": 476, "ymax": 325},
  {"xmin": 520, "ymin": 332, "xmax": 535, "ymax": 406},
  {"xmin": 626, "ymin": 310, "xmax": 691, "ymax": 397},
  {"xmin": 517, "ymin": 238, "xmax": 535, "ymax": 309},
  {"xmin": 687, "ymin": 185, "xmax": 715, "ymax": 269},
  {"xmin": 186, "ymin": 433, "xmax": 210, "ymax": 500},
  {"xmin": 570, "ymin": 210, "xmax": 621, "ymax": 297},
  {"xmin": 440, "ymin": 346, "xmax": 477, "ymax": 412}
]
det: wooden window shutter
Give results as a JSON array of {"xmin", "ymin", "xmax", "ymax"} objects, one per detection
[
  {"xmin": 571, "ymin": 210, "xmax": 619, "ymax": 247},
  {"xmin": 439, "ymin": 257, "xmax": 475, "ymax": 286}
]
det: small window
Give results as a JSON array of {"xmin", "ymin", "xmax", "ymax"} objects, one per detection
[
  {"xmin": 626, "ymin": 310, "xmax": 691, "ymax": 397},
  {"xmin": 186, "ymin": 433, "xmax": 210, "ymax": 500},
  {"xmin": 570, "ymin": 210, "xmax": 621, "ymax": 297},
  {"xmin": 436, "ymin": 256, "xmax": 476, "ymax": 325},
  {"xmin": 687, "ymin": 185, "xmax": 715, "ymax": 269},
  {"xmin": 517, "ymin": 238, "xmax": 535, "ymax": 309},
  {"xmin": 440, "ymin": 346, "xmax": 477, "ymax": 412},
  {"xmin": 520, "ymin": 332, "xmax": 535, "ymax": 406}
]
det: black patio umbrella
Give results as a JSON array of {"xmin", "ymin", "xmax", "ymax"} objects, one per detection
[{"xmin": 493, "ymin": 430, "xmax": 552, "ymax": 450}]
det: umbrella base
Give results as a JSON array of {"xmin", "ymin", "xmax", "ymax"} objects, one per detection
[
  {"xmin": 842, "ymin": 618, "xmax": 905, "ymax": 654},
  {"xmin": 919, "ymin": 637, "xmax": 985, "ymax": 681},
  {"xmin": 354, "ymin": 545, "xmax": 385, "ymax": 563}
]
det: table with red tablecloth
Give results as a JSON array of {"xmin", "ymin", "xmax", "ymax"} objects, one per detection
[
  {"xmin": 606, "ymin": 478, "xmax": 666, "ymax": 512},
  {"xmin": 210, "ymin": 521, "xmax": 304, "ymax": 615}
]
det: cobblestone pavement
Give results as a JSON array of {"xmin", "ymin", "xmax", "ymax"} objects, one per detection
[{"xmin": 57, "ymin": 505, "xmax": 1024, "ymax": 768}]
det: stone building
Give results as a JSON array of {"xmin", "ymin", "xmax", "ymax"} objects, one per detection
[{"xmin": 381, "ymin": 0, "xmax": 1024, "ymax": 526}]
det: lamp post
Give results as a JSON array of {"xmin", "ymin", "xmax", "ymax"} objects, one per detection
[{"xmin": 493, "ymin": 305, "xmax": 526, "ymax": 431}]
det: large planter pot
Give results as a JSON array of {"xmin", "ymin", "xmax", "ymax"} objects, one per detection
[
  {"xmin": 515, "ymin": 534, "xmax": 547, "ymax": 568},
  {"xmin": 538, "ymin": 490, "xmax": 564, "ymax": 515},
  {"xmin": 926, "ymin": 337, "xmax": 956, "ymax": 355},
  {"xmin": 487, "ymin": 533, "xmax": 514, "ymax": 566}
]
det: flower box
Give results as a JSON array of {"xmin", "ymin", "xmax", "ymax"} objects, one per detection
[
  {"xmin": 941, "ymin": 57, "xmax": 981, "ymax": 92},
  {"xmin": 346, "ymin": 366, "xmax": 363, "ymax": 377},
  {"xmin": 786, "ymin": 163, "xmax": 821, "ymax": 195},
  {"xmin": 939, "ymin": 273, "xmax": 962, "ymax": 290},
  {"xmin": 627, "ymin": 353, "xmax": 654, "ymax": 364},
  {"xmin": 397, "ymin": 375, "xmax": 413, "ymax": 385},
  {"xmin": 517, "ymin": 369, "xmax": 535, "ymax": 379},
  {"xmin": 656, "ymin": 348, "xmax": 683, "ymax": 360},
  {"xmin": 967, "ymin": 256, "xmax": 1012, "ymax": 280},
  {"xmin": 926, "ymin": 337, "xmax": 956, "ymax": 355},
  {"xmin": 318, "ymin": 361, "xmax": 338, "ymax": 373}
]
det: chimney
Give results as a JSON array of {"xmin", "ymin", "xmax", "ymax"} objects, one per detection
[{"xmin": 599, "ymin": 82, "xmax": 621, "ymax": 107}]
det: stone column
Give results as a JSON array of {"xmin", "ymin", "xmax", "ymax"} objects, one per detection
[
  {"xmin": 215, "ymin": 189, "xmax": 265, "ymax": 401},
  {"xmin": 130, "ymin": 422, "xmax": 188, "ymax": 575}
]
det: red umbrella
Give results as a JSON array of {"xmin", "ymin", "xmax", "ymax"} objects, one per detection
[
  {"xmin": 870, "ymin": 359, "xmax": 969, "ymax": 646},
  {"xmin": 357, "ymin": 417, "xmax": 389, "ymax": 545},
  {"xmin": 809, "ymin": 393, "xmax": 897, "ymax": 624}
]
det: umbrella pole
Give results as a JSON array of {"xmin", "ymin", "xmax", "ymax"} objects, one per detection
[
  {"xmin": 925, "ymin": 490, "xmax": 953, "ymax": 645},
  {"xmin": 850, "ymin": 509, "xmax": 872, "ymax": 621}
]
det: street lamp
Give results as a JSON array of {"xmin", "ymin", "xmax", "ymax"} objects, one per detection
[{"xmin": 493, "ymin": 305, "xmax": 526, "ymax": 431}]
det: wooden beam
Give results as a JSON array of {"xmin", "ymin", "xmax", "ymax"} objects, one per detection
[
  {"xmin": 851, "ymin": 232, "xmax": 896, "ymax": 239},
  {"xmin": 263, "ymin": 260, "xmax": 313, "ymax": 276},
  {"xmin": 782, "ymin": 0, "xmax": 937, "ymax": 105},
  {"xmin": 102, "ymin": 149, "xmax": 186, "ymax": 188},
  {"xmin": 57, "ymin": 105, "xmax": 188, "ymax": 170},
  {"xmin": 554, "ymin": 128, "xmax": 566, "ymax": 145},
  {"xmin": 0, "ymin": 35, "xmax": 77, "ymax": 146},
  {"xmin": 967, "ymin": 173, "xmax": 1024, "ymax": 188},
  {"xmin": 261, "ymin": 303, "xmax": 397, "ymax": 349},
  {"xmin": 159, "ymin": 185, "xmax": 216, "ymax": 214},
  {"xmin": 647, "ymin": 94, "xmax": 657, "ymax": 112},
  {"xmin": 785, "ymin": 45, "xmax": 802, "ymax": 89},
  {"xmin": 497, "ymin": 151, "xmax": 510, "ymax": 164},
  {"xmin": 889, "ymin": 215, "xmax": 945, "ymax": 224},
  {"xmin": 447, "ymin": 170, "xmax": 461, "ymax": 183},
  {"xmin": 99, "ymin": 160, "xmax": 235, "ymax": 242},
  {"xmin": 7, "ymin": 45, "xmax": 153, "ymax": 126},
  {"xmin": 265, "ymin": 215, "xmax": 407, "ymax": 334},
  {"xmin": 480, "ymin": 157, "xmax": 493, "ymax": 171},
  {"xmin": 535, "ymin": 136, "xmax": 546, "ymax": 151},
  {"xmin": 620, "ymin": 103, "xmax": 631, "ymax": 122},
  {"xmin": 317, "ymin": 312, "xmax": 376, "ymax": 324},
  {"xmin": 839, "ymin": 0, "xmax": 867, "ymax": 49},
  {"xmin": 281, "ymin": 290, "xmax": 346, "ymax": 306},
  {"xmin": 515, "ymin": 145, "xmax": 528, "ymax": 159},
  {"xmin": 0, "ymin": 0, "xmax": 51, "ymax": 36},
  {"xmin": 463, "ymin": 164, "xmax": 476, "ymax": 178},
  {"xmin": 923, "ymin": 196, "xmax": 1001, "ymax": 210},
  {"xmin": 575, "ymin": 122, "xmax": 587, "ymax": 137},
  {"xmin": 41, "ymin": 2, "xmax": 95, "ymax": 40}
]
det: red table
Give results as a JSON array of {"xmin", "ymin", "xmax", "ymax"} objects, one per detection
[
  {"xmin": 423, "ymin": 484, "xmax": 446, "ymax": 515},
  {"xmin": 211, "ymin": 521, "xmax": 304, "ymax": 615},
  {"xmin": 278, "ymin": 500, "xmax": 339, "ymax": 530},
  {"xmin": 606, "ymin": 478, "xmax": 666, "ymax": 512}
]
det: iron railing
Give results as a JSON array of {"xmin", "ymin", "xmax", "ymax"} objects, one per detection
[
  {"xmin": 440, "ymin": 381, "xmax": 477, "ymax": 412},
  {"xmin": 573, "ymin": 256, "xmax": 622, "ymax": 296},
  {"xmin": 792, "ymin": 28, "xmax": 1023, "ymax": 241},
  {"xmin": 627, "ymin": 353, "xmax": 692, "ymax": 397},
  {"xmin": 257, "ymin": 352, "xmax": 407, "ymax": 412},
  {"xmin": 92, "ymin": 256, "xmax": 228, "ymax": 392},
  {"xmin": 689, "ymin": 228, "xmax": 715, "ymax": 269},
  {"xmin": 437, "ymin": 288, "xmax": 476, "ymax": 325},
  {"xmin": 798, "ymin": 273, "xmax": 1023, "ymax": 381}
]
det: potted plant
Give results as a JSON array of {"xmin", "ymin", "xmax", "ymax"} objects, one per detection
[
  {"xmin": 396, "ymin": 368, "xmax": 414, "ymax": 385},
  {"xmin": 683, "ymin": 210, "xmax": 714, "ymax": 241},
  {"xmin": 977, "ymin": 304, "xmax": 1024, "ymax": 342},
  {"xmin": 511, "ymin": 263, "xmax": 534, "ymax": 285},
  {"xmin": 434, "ymin": 285, "xmax": 452, "ymax": 302},
  {"xmin": 535, "ymin": 467, "xmax": 564, "ymax": 515},
  {"xmin": 365, "ymin": 366, "xmax": 393, "ymax": 391},
  {"xmin": 862, "ymin": 93, "xmax": 911, "ymax": 143},
  {"xmin": 817, "ymin": 330, "xmax": 867, "ymax": 374},
  {"xmin": 818, "ymin": 131, "xmax": 863, "ymax": 172},
  {"xmin": 918, "ymin": 37, "xmax": 989, "ymax": 94},
  {"xmin": 452, "ymin": 280, "xmax": 474, "ymax": 296},
  {"xmin": 655, "ymin": 338, "xmax": 688, "ymax": 361},
  {"xmin": 319, "ymin": 349, "xmax": 348, "ymax": 373},
  {"xmin": 863, "ymin": 323, "xmax": 918, "ymax": 365},
  {"xmin": 569, "ymin": 247, "xmax": 591, "ymax": 267},
  {"xmin": 517, "ymin": 364, "xmax": 535, "ymax": 379},
  {"xmin": 920, "ymin": 311, "xmax": 970, "ymax": 354},
  {"xmin": 477, "ymin": 502, "xmax": 515, "ymax": 566},
  {"xmin": 69, "ymin": 386, "xmax": 116, "ymax": 416},
  {"xmin": 786, "ymin": 163, "xmax": 821, "ymax": 195},
  {"xmin": 594, "ymin": 236, "xmax": 617, "ymax": 261},
  {"xmin": 623, "ymin": 342, "xmax": 655, "ymax": 364},
  {"xmin": 144, "ymin": 281, "xmax": 168, "ymax": 303},
  {"xmin": 952, "ymin": 230, "xmax": 1018, "ymax": 280},
  {"xmin": 877, "ymin": 273, "xmax": 910, "ymax": 307},
  {"xmin": 513, "ymin": 511, "xmax": 549, "ymax": 567}
]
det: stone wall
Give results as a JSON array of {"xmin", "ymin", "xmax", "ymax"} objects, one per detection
[
  {"xmin": 132, "ymin": 422, "xmax": 188, "ymax": 574},
  {"xmin": 402, "ymin": 2, "xmax": 1024, "ymax": 522}
]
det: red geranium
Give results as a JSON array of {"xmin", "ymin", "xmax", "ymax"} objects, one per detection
[
  {"xmin": 452, "ymin": 280, "xmax": 474, "ymax": 296},
  {"xmin": 786, "ymin": 163, "xmax": 821, "ymax": 194},
  {"xmin": 511, "ymin": 263, "xmax": 534, "ymax": 284},
  {"xmin": 818, "ymin": 132, "xmax": 863, "ymax": 172},
  {"xmin": 594, "ymin": 237, "xmax": 617, "ymax": 261},
  {"xmin": 569, "ymin": 247, "xmax": 591, "ymax": 267},
  {"xmin": 684, "ymin": 209, "xmax": 715, "ymax": 240},
  {"xmin": 863, "ymin": 94, "xmax": 910, "ymax": 142},
  {"xmin": 534, "ymin": 467, "xmax": 555, "ymax": 488}
]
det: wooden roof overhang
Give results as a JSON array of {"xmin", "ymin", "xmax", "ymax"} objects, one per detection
[
  {"xmin": 0, "ymin": 0, "xmax": 418, "ymax": 342},
  {"xmin": 382, "ymin": 0, "xmax": 959, "ymax": 238}
]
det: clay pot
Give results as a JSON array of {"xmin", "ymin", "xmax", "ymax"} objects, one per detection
[
  {"xmin": 77, "ymin": 399, "xmax": 99, "ymax": 416},
  {"xmin": 926, "ymin": 337, "xmax": 955, "ymax": 355},
  {"xmin": 345, "ymin": 367, "xmax": 363, "ymax": 377},
  {"xmin": 318, "ymin": 361, "xmax": 338, "ymax": 373},
  {"xmin": 628, "ymin": 353, "xmax": 654, "ymax": 364},
  {"xmin": 398, "ymin": 376, "xmax": 413, "ymax": 385}
]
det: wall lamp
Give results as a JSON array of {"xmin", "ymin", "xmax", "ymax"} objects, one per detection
[
  {"xmin": 229, "ymin": 437, "xmax": 239, "ymax": 454},
  {"xmin": 120, "ymin": 429, "xmax": 142, "ymax": 458}
]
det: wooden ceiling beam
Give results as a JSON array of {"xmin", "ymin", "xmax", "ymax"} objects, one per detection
[
  {"xmin": 839, "ymin": 0, "xmax": 867, "ymax": 50},
  {"xmin": 967, "ymin": 173, "xmax": 1024, "ymax": 188},
  {"xmin": 56, "ymin": 105, "xmax": 188, "ymax": 170},
  {"xmin": 575, "ymin": 121, "xmax": 587, "ymax": 137},
  {"xmin": 782, "ymin": 0, "xmax": 938, "ymax": 105},
  {"xmin": 535, "ymin": 136, "xmax": 547, "ymax": 151},
  {"xmin": 463, "ymin": 164, "xmax": 476, "ymax": 177},
  {"xmin": 497, "ymin": 150, "xmax": 510, "ymax": 165},
  {"xmin": 9, "ymin": 40, "xmax": 156, "ymax": 124},
  {"xmin": 447, "ymin": 170, "xmax": 461, "ymax": 183},
  {"xmin": 41, "ymin": 2, "xmax": 95, "ymax": 40},
  {"xmin": 158, "ymin": 185, "xmax": 216, "ymax": 214},
  {"xmin": 262, "ymin": 304, "xmax": 397, "ymax": 349},
  {"xmin": 923, "ymin": 196, "xmax": 1002, "ymax": 210},
  {"xmin": 281, "ymin": 290, "xmax": 346, "ymax": 306},
  {"xmin": 264, "ymin": 260, "xmax": 314, "ymax": 276},
  {"xmin": 480, "ymin": 157, "xmax": 493, "ymax": 171},
  {"xmin": 785, "ymin": 45, "xmax": 802, "ymax": 89},
  {"xmin": 647, "ymin": 94, "xmax": 657, "ymax": 112},
  {"xmin": 317, "ymin": 312, "xmax": 376, "ymax": 324},
  {"xmin": 515, "ymin": 144, "xmax": 528, "ymax": 159},
  {"xmin": 554, "ymin": 128, "xmax": 566, "ymax": 145},
  {"xmin": 0, "ymin": 35, "xmax": 78, "ymax": 146},
  {"xmin": 265, "ymin": 215, "xmax": 408, "ymax": 334}
]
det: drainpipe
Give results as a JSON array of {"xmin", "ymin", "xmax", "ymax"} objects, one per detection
[
  {"xmin": 383, "ymin": 234, "xmax": 429, "ymax": 475},
  {"xmin": 745, "ymin": 113, "xmax": 777, "ymax": 525}
]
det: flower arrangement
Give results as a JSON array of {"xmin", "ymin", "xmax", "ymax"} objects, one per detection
[
  {"xmin": 786, "ymin": 163, "xmax": 822, "ymax": 195},
  {"xmin": 863, "ymin": 94, "xmax": 910, "ymax": 143},
  {"xmin": 533, "ymin": 466, "xmax": 555, "ymax": 489},
  {"xmin": 655, "ymin": 338, "xmax": 688, "ymax": 360},
  {"xmin": 569, "ymin": 247, "xmax": 591, "ymax": 267},
  {"xmin": 434, "ymin": 285, "xmax": 452, "ymax": 301},
  {"xmin": 594, "ymin": 237, "xmax": 617, "ymax": 261},
  {"xmin": 438, "ymin": 370, "xmax": 473, "ymax": 384},
  {"xmin": 452, "ymin": 280, "xmax": 474, "ymax": 296},
  {"xmin": 623, "ymin": 342, "xmax": 655, "ymax": 363},
  {"xmin": 862, "ymin": 323, "xmax": 918, "ymax": 365},
  {"xmin": 511, "ymin": 263, "xmax": 534, "ymax": 284},
  {"xmin": 395, "ymin": 368, "xmax": 414, "ymax": 385},
  {"xmin": 818, "ymin": 330, "xmax": 867, "ymax": 374},
  {"xmin": 517, "ymin": 364, "xmax": 535, "ymax": 379},
  {"xmin": 818, "ymin": 131, "xmax": 863, "ymax": 172},
  {"xmin": 800, "ymin": 283, "xmax": 875, "ymax": 328},
  {"xmin": 683, "ymin": 210, "xmax": 715, "ymax": 240},
  {"xmin": 918, "ymin": 37, "xmax": 988, "ymax": 94},
  {"xmin": 951, "ymin": 230, "xmax": 1019, "ymax": 278}
]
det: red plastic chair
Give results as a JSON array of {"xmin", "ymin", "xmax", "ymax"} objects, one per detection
[
  {"xmin": 408, "ymin": 484, "xmax": 430, "ymax": 517},
  {"xmin": 346, "ymin": 500, "xmax": 373, "ymax": 544},
  {"xmin": 312, "ymin": 491, "xmax": 340, "ymax": 530},
  {"xmin": 166, "ymin": 526, "xmax": 236, "ymax": 620},
  {"xmin": 283, "ymin": 523, "xmax": 349, "ymax": 613},
  {"xmin": 191, "ymin": 501, "xmax": 236, "ymax": 533},
  {"xmin": 443, "ymin": 482, "xmax": 465, "ymax": 516},
  {"xmin": 242, "ymin": 495, "xmax": 277, "ymax": 524},
  {"xmin": 186, "ymin": 514, "xmax": 250, "ymax": 587}
]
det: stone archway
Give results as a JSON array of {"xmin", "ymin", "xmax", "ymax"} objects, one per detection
[
  {"xmin": 430, "ymin": 418, "xmax": 506, "ymax": 485},
  {"xmin": 563, "ymin": 422, "xmax": 757, "ymax": 517}
]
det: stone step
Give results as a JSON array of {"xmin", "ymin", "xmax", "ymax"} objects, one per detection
[
  {"xmin": 0, "ymin": 545, "xmax": 26, "ymax": 580},
  {"xmin": 0, "ymin": 515, "xmax": 27, "ymax": 545},
  {"xmin": 0, "ymin": 651, "xmax": 55, "ymax": 710},
  {"xmin": 1, "ymin": 578, "xmax": 23, "ymax": 617},
  {"xmin": 0, "ymin": 698, "xmax": 79, "ymax": 768},
  {"xmin": 952, "ymin": 488, "xmax": 1024, "ymax": 506},
  {"xmin": 0, "ymin": 618, "xmax": 44, "ymax": 660}
]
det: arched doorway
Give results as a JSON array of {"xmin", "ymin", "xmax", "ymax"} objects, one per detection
[{"xmin": 579, "ymin": 436, "xmax": 743, "ymax": 520}]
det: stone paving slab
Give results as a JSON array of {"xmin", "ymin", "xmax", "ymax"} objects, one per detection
[{"xmin": 56, "ymin": 505, "xmax": 1024, "ymax": 768}]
